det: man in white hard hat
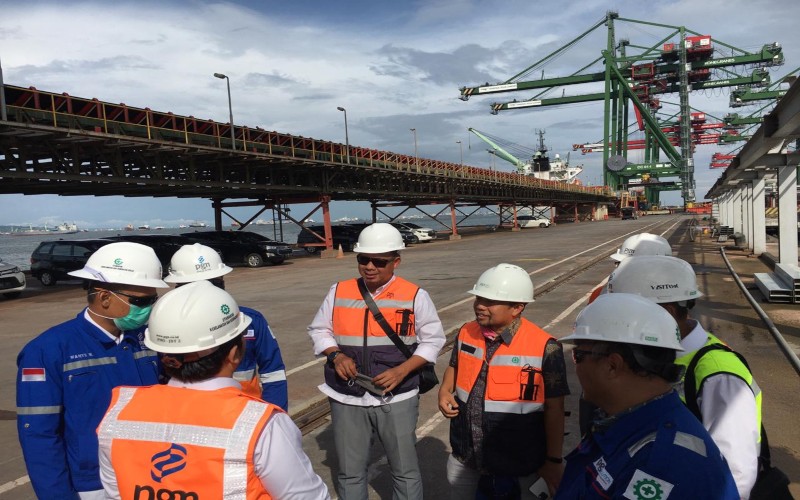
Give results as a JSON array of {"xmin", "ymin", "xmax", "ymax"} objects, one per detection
[
  {"xmin": 165, "ymin": 243, "xmax": 288, "ymax": 410},
  {"xmin": 307, "ymin": 222, "xmax": 445, "ymax": 499},
  {"xmin": 555, "ymin": 293, "xmax": 738, "ymax": 499},
  {"xmin": 608, "ymin": 255, "xmax": 761, "ymax": 499},
  {"xmin": 581, "ymin": 233, "xmax": 673, "ymax": 433},
  {"xmin": 98, "ymin": 281, "xmax": 329, "ymax": 499},
  {"xmin": 16, "ymin": 241, "xmax": 168, "ymax": 499},
  {"xmin": 438, "ymin": 263, "xmax": 569, "ymax": 498}
]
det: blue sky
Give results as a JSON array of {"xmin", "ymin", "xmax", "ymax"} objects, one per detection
[{"xmin": 2, "ymin": 0, "xmax": 799, "ymax": 228}]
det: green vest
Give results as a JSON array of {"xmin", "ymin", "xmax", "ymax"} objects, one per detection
[{"xmin": 675, "ymin": 331, "xmax": 762, "ymax": 440}]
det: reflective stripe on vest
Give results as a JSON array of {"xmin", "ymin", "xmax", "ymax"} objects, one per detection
[
  {"xmin": 99, "ymin": 386, "xmax": 271, "ymax": 499},
  {"xmin": 332, "ymin": 277, "xmax": 420, "ymax": 344},
  {"xmin": 455, "ymin": 319, "xmax": 551, "ymax": 415},
  {"xmin": 675, "ymin": 332, "xmax": 763, "ymax": 436}
]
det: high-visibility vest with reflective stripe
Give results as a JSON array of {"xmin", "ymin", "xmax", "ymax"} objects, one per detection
[
  {"xmin": 455, "ymin": 319, "xmax": 550, "ymax": 413},
  {"xmin": 327, "ymin": 277, "xmax": 420, "ymax": 395},
  {"xmin": 451, "ymin": 318, "xmax": 554, "ymax": 475},
  {"xmin": 98, "ymin": 385, "xmax": 277, "ymax": 500},
  {"xmin": 233, "ymin": 368, "xmax": 261, "ymax": 399},
  {"xmin": 675, "ymin": 332, "xmax": 763, "ymax": 440}
]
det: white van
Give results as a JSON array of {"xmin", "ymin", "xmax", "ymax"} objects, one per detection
[{"xmin": 517, "ymin": 215, "xmax": 551, "ymax": 228}]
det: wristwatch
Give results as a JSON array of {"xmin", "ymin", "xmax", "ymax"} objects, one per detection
[
  {"xmin": 545, "ymin": 456, "xmax": 563, "ymax": 464},
  {"xmin": 326, "ymin": 350, "xmax": 344, "ymax": 364}
]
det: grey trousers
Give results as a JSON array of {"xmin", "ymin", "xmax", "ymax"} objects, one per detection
[{"xmin": 329, "ymin": 396, "xmax": 422, "ymax": 500}]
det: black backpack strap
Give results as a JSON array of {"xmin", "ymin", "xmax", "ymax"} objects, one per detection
[
  {"xmin": 357, "ymin": 278, "xmax": 414, "ymax": 359},
  {"xmin": 683, "ymin": 341, "xmax": 771, "ymax": 469}
]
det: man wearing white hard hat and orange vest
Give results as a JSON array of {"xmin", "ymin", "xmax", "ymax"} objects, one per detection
[
  {"xmin": 16, "ymin": 242, "xmax": 168, "ymax": 499},
  {"xmin": 308, "ymin": 222, "xmax": 445, "ymax": 500},
  {"xmin": 165, "ymin": 243, "xmax": 288, "ymax": 410},
  {"xmin": 438, "ymin": 263, "xmax": 569, "ymax": 499},
  {"xmin": 98, "ymin": 280, "xmax": 329, "ymax": 499}
]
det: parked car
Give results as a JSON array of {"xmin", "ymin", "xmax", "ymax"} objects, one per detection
[
  {"xmin": 517, "ymin": 215, "xmax": 551, "ymax": 228},
  {"xmin": 30, "ymin": 239, "xmax": 114, "ymax": 286},
  {"xmin": 296, "ymin": 225, "xmax": 361, "ymax": 254},
  {"xmin": 103, "ymin": 234, "xmax": 202, "ymax": 272},
  {"xmin": 181, "ymin": 230, "xmax": 292, "ymax": 267},
  {"xmin": 0, "ymin": 257, "xmax": 26, "ymax": 298},
  {"xmin": 621, "ymin": 207, "xmax": 638, "ymax": 220},
  {"xmin": 390, "ymin": 222, "xmax": 437, "ymax": 242}
]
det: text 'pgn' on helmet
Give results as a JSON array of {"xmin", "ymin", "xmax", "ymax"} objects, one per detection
[
  {"xmin": 467, "ymin": 263, "xmax": 535, "ymax": 303},
  {"xmin": 165, "ymin": 243, "xmax": 232, "ymax": 283},
  {"xmin": 68, "ymin": 241, "xmax": 168, "ymax": 288},
  {"xmin": 144, "ymin": 280, "xmax": 252, "ymax": 354},
  {"xmin": 561, "ymin": 293, "xmax": 683, "ymax": 351},
  {"xmin": 353, "ymin": 223, "xmax": 405, "ymax": 254},
  {"xmin": 610, "ymin": 233, "xmax": 672, "ymax": 262},
  {"xmin": 608, "ymin": 255, "xmax": 703, "ymax": 304}
]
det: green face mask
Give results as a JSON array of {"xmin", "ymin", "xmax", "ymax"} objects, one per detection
[{"xmin": 113, "ymin": 302, "xmax": 153, "ymax": 331}]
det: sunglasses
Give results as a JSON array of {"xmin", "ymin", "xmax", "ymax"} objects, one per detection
[
  {"xmin": 109, "ymin": 290, "xmax": 159, "ymax": 307},
  {"xmin": 572, "ymin": 348, "xmax": 610, "ymax": 364},
  {"xmin": 356, "ymin": 255, "xmax": 396, "ymax": 268}
]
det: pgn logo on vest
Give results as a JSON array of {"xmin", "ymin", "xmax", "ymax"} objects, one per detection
[
  {"xmin": 134, "ymin": 485, "xmax": 198, "ymax": 500},
  {"xmin": 151, "ymin": 443, "xmax": 187, "ymax": 482},
  {"xmin": 133, "ymin": 443, "xmax": 198, "ymax": 499}
]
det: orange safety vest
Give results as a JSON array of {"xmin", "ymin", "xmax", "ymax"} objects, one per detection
[
  {"xmin": 326, "ymin": 277, "xmax": 420, "ymax": 395},
  {"xmin": 98, "ymin": 385, "xmax": 278, "ymax": 500},
  {"xmin": 451, "ymin": 318, "xmax": 553, "ymax": 475}
]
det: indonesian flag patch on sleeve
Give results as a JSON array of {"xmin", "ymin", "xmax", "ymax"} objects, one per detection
[
  {"xmin": 244, "ymin": 329, "xmax": 256, "ymax": 340},
  {"xmin": 21, "ymin": 368, "xmax": 46, "ymax": 382},
  {"xmin": 623, "ymin": 469, "xmax": 674, "ymax": 500}
]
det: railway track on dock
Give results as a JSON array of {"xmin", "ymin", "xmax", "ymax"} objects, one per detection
[{"xmin": 291, "ymin": 217, "xmax": 684, "ymax": 434}]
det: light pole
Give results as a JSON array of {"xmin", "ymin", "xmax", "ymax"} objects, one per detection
[
  {"xmin": 456, "ymin": 140, "xmax": 463, "ymax": 172},
  {"xmin": 337, "ymin": 106, "xmax": 350, "ymax": 164},
  {"xmin": 410, "ymin": 128, "xmax": 418, "ymax": 171},
  {"xmin": 213, "ymin": 72, "xmax": 236, "ymax": 150}
]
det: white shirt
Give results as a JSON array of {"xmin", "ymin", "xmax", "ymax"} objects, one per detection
[
  {"xmin": 99, "ymin": 377, "xmax": 329, "ymax": 500},
  {"xmin": 680, "ymin": 320, "xmax": 759, "ymax": 499},
  {"xmin": 307, "ymin": 275, "xmax": 446, "ymax": 406}
]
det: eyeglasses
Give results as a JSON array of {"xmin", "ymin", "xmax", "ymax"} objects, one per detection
[
  {"xmin": 356, "ymin": 255, "xmax": 396, "ymax": 268},
  {"xmin": 108, "ymin": 290, "xmax": 159, "ymax": 307},
  {"xmin": 572, "ymin": 348, "xmax": 610, "ymax": 364}
]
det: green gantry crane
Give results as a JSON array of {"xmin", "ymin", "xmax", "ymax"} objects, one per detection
[{"xmin": 458, "ymin": 11, "xmax": 786, "ymax": 206}]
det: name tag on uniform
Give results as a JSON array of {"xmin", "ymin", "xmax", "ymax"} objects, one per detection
[
  {"xmin": 593, "ymin": 457, "xmax": 614, "ymax": 491},
  {"xmin": 244, "ymin": 329, "xmax": 255, "ymax": 340},
  {"xmin": 460, "ymin": 343, "xmax": 476, "ymax": 354}
]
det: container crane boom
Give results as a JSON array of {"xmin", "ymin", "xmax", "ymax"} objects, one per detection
[{"xmin": 467, "ymin": 128, "xmax": 527, "ymax": 172}]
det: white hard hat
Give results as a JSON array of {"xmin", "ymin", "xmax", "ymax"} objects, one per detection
[
  {"xmin": 353, "ymin": 223, "xmax": 405, "ymax": 254},
  {"xmin": 68, "ymin": 242, "xmax": 168, "ymax": 288},
  {"xmin": 467, "ymin": 263, "xmax": 534, "ymax": 303},
  {"xmin": 608, "ymin": 255, "xmax": 703, "ymax": 303},
  {"xmin": 165, "ymin": 243, "xmax": 232, "ymax": 283},
  {"xmin": 144, "ymin": 280, "xmax": 252, "ymax": 354},
  {"xmin": 561, "ymin": 293, "xmax": 683, "ymax": 351},
  {"xmin": 610, "ymin": 233, "xmax": 672, "ymax": 262}
]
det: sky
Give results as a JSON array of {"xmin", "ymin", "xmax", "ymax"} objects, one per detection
[{"xmin": 1, "ymin": 0, "xmax": 799, "ymax": 228}]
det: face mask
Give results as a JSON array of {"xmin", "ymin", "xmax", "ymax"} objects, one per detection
[
  {"xmin": 113, "ymin": 303, "xmax": 153, "ymax": 331},
  {"xmin": 89, "ymin": 290, "xmax": 155, "ymax": 331}
]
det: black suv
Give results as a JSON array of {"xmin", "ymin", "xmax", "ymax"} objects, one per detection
[
  {"xmin": 296, "ymin": 225, "xmax": 361, "ymax": 254},
  {"xmin": 103, "ymin": 234, "xmax": 200, "ymax": 271},
  {"xmin": 30, "ymin": 239, "xmax": 114, "ymax": 286},
  {"xmin": 181, "ymin": 231, "xmax": 292, "ymax": 267}
]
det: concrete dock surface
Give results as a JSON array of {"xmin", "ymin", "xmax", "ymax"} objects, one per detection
[{"xmin": 0, "ymin": 214, "xmax": 797, "ymax": 499}]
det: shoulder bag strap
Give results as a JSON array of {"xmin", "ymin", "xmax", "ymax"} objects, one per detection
[{"xmin": 357, "ymin": 278, "xmax": 414, "ymax": 360}]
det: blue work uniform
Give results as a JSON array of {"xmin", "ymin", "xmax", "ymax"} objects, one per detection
[
  {"xmin": 16, "ymin": 310, "xmax": 160, "ymax": 498},
  {"xmin": 555, "ymin": 391, "xmax": 738, "ymax": 500},
  {"xmin": 235, "ymin": 306, "xmax": 288, "ymax": 410}
]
